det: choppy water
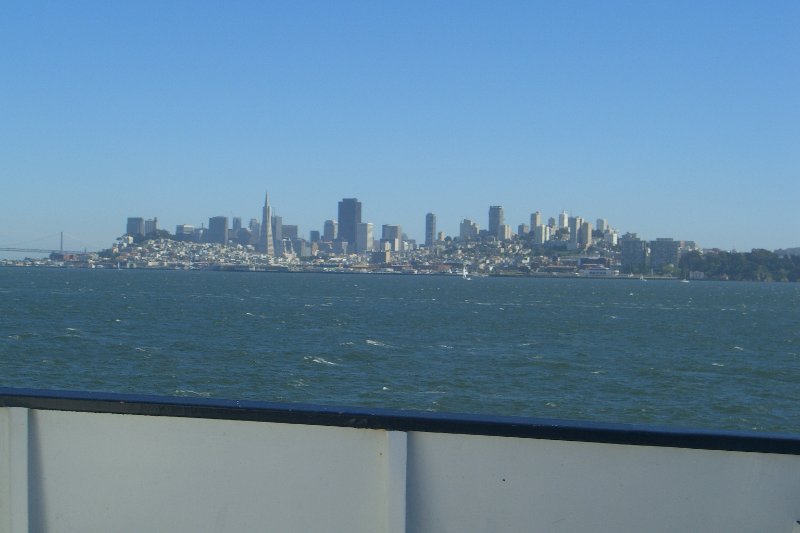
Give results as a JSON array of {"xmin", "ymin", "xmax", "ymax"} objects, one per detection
[{"xmin": 2, "ymin": 267, "xmax": 799, "ymax": 434}]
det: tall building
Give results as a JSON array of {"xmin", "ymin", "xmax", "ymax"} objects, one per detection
[
  {"xmin": 518, "ymin": 224, "xmax": 529, "ymax": 236},
  {"xmin": 323, "ymin": 220, "xmax": 338, "ymax": 241},
  {"xmin": 596, "ymin": 218, "xmax": 608, "ymax": 233},
  {"xmin": 309, "ymin": 230, "xmax": 320, "ymax": 243},
  {"xmin": 356, "ymin": 222, "xmax": 374, "ymax": 253},
  {"xmin": 208, "ymin": 216, "xmax": 228, "ymax": 245},
  {"xmin": 126, "ymin": 217, "xmax": 145, "ymax": 237},
  {"xmin": 488, "ymin": 206, "xmax": 504, "ymax": 239},
  {"xmin": 425, "ymin": 213, "xmax": 436, "ymax": 247},
  {"xmin": 175, "ymin": 224, "xmax": 194, "ymax": 242},
  {"xmin": 232, "ymin": 217, "xmax": 242, "ymax": 232},
  {"xmin": 381, "ymin": 224, "xmax": 402, "ymax": 251},
  {"xmin": 272, "ymin": 215, "xmax": 283, "ymax": 254},
  {"xmin": 620, "ymin": 233, "xmax": 648, "ymax": 273},
  {"xmin": 338, "ymin": 198, "xmax": 362, "ymax": 246},
  {"xmin": 649, "ymin": 238, "xmax": 681, "ymax": 272},
  {"xmin": 144, "ymin": 217, "xmax": 158, "ymax": 235},
  {"xmin": 259, "ymin": 192, "xmax": 274, "ymax": 256},
  {"xmin": 530, "ymin": 211, "xmax": 541, "ymax": 231},
  {"xmin": 533, "ymin": 224, "xmax": 550, "ymax": 244},
  {"xmin": 460, "ymin": 219, "xmax": 478, "ymax": 240},
  {"xmin": 558, "ymin": 210, "xmax": 569, "ymax": 229},
  {"xmin": 579, "ymin": 221, "xmax": 592, "ymax": 248}
]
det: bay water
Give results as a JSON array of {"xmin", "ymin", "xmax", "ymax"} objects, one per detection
[{"xmin": 1, "ymin": 267, "xmax": 799, "ymax": 434}]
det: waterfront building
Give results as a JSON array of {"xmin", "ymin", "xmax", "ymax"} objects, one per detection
[
  {"xmin": 356, "ymin": 222, "xmax": 374, "ymax": 253},
  {"xmin": 259, "ymin": 192, "xmax": 274, "ymax": 256},
  {"xmin": 488, "ymin": 206, "xmax": 504, "ymax": 240},
  {"xmin": 126, "ymin": 217, "xmax": 145, "ymax": 237},
  {"xmin": 460, "ymin": 219, "xmax": 479, "ymax": 240},
  {"xmin": 530, "ymin": 211, "xmax": 541, "ymax": 230},
  {"xmin": 323, "ymin": 219, "xmax": 338, "ymax": 241},
  {"xmin": 620, "ymin": 233, "xmax": 648, "ymax": 273},
  {"xmin": 207, "ymin": 216, "xmax": 229, "ymax": 245},
  {"xmin": 425, "ymin": 213, "xmax": 436, "ymax": 247},
  {"xmin": 338, "ymin": 198, "xmax": 362, "ymax": 246},
  {"xmin": 649, "ymin": 238, "xmax": 681, "ymax": 272}
]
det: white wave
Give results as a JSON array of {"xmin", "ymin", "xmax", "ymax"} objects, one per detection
[
  {"xmin": 305, "ymin": 356, "xmax": 337, "ymax": 366},
  {"xmin": 366, "ymin": 339, "xmax": 387, "ymax": 347},
  {"xmin": 174, "ymin": 389, "xmax": 211, "ymax": 397}
]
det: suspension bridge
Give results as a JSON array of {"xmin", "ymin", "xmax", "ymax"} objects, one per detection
[{"xmin": 0, "ymin": 232, "xmax": 100, "ymax": 255}]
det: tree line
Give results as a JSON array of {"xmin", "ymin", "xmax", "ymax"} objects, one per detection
[{"xmin": 679, "ymin": 249, "xmax": 800, "ymax": 282}]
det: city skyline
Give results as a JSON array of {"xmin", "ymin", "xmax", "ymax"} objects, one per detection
[{"xmin": 1, "ymin": 2, "xmax": 798, "ymax": 256}]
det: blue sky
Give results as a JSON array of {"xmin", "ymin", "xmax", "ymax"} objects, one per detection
[{"xmin": 1, "ymin": 1, "xmax": 798, "ymax": 255}]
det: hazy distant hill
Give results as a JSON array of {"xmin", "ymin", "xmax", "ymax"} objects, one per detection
[{"xmin": 775, "ymin": 248, "xmax": 800, "ymax": 257}]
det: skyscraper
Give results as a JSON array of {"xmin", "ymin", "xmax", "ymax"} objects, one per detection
[
  {"xmin": 126, "ymin": 217, "xmax": 144, "ymax": 237},
  {"xmin": 259, "ymin": 192, "xmax": 274, "ymax": 256},
  {"xmin": 208, "ymin": 216, "xmax": 228, "ymax": 245},
  {"xmin": 488, "ymin": 206, "xmax": 504, "ymax": 239},
  {"xmin": 356, "ymin": 222, "xmax": 374, "ymax": 253},
  {"xmin": 558, "ymin": 210, "xmax": 569, "ymax": 229},
  {"xmin": 272, "ymin": 215, "xmax": 283, "ymax": 255},
  {"xmin": 338, "ymin": 198, "xmax": 361, "ymax": 246},
  {"xmin": 425, "ymin": 213, "xmax": 436, "ymax": 246},
  {"xmin": 323, "ymin": 220, "xmax": 338, "ymax": 241},
  {"xmin": 530, "ymin": 211, "xmax": 541, "ymax": 230}
]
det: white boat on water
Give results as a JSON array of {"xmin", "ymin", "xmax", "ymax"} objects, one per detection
[{"xmin": 462, "ymin": 265, "xmax": 471, "ymax": 280}]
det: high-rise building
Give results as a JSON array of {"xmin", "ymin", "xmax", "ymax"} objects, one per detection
[
  {"xmin": 259, "ymin": 192, "xmax": 274, "ymax": 256},
  {"xmin": 381, "ymin": 224, "xmax": 402, "ymax": 251},
  {"xmin": 356, "ymin": 222, "xmax": 374, "ymax": 253},
  {"xmin": 530, "ymin": 211, "xmax": 541, "ymax": 230},
  {"xmin": 488, "ymin": 206, "xmax": 504, "ymax": 240},
  {"xmin": 425, "ymin": 213, "xmax": 436, "ymax": 246},
  {"xmin": 282, "ymin": 224, "xmax": 298, "ymax": 240},
  {"xmin": 596, "ymin": 218, "xmax": 608, "ymax": 233},
  {"xmin": 323, "ymin": 220, "xmax": 337, "ymax": 241},
  {"xmin": 208, "ymin": 216, "xmax": 228, "ymax": 245},
  {"xmin": 144, "ymin": 217, "xmax": 158, "ymax": 235},
  {"xmin": 460, "ymin": 219, "xmax": 478, "ymax": 240},
  {"xmin": 338, "ymin": 198, "xmax": 362, "ymax": 246},
  {"xmin": 558, "ymin": 211, "xmax": 569, "ymax": 229},
  {"xmin": 579, "ymin": 221, "xmax": 592, "ymax": 248},
  {"xmin": 272, "ymin": 215, "xmax": 283, "ymax": 254},
  {"xmin": 126, "ymin": 217, "xmax": 145, "ymax": 237},
  {"xmin": 620, "ymin": 233, "xmax": 648, "ymax": 273},
  {"xmin": 649, "ymin": 238, "xmax": 681, "ymax": 272},
  {"xmin": 232, "ymin": 217, "xmax": 242, "ymax": 232},
  {"xmin": 533, "ymin": 224, "xmax": 550, "ymax": 244},
  {"xmin": 499, "ymin": 224, "xmax": 512, "ymax": 240},
  {"xmin": 309, "ymin": 230, "xmax": 320, "ymax": 243},
  {"xmin": 175, "ymin": 224, "xmax": 194, "ymax": 242},
  {"xmin": 518, "ymin": 224, "xmax": 529, "ymax": 236}
]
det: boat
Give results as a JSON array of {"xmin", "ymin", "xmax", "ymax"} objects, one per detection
[
  {"xmin": 462, "ymin": 265, "xmax": 471, "ymax": 281},
  {"xmin": 1, "ymin": 387, "xmax": 799, "ymax": 532}
]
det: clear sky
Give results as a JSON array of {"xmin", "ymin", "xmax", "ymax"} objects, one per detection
[{"xmin": 1, "ymin": 1, "xmax": 798, "ymax": 255}]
